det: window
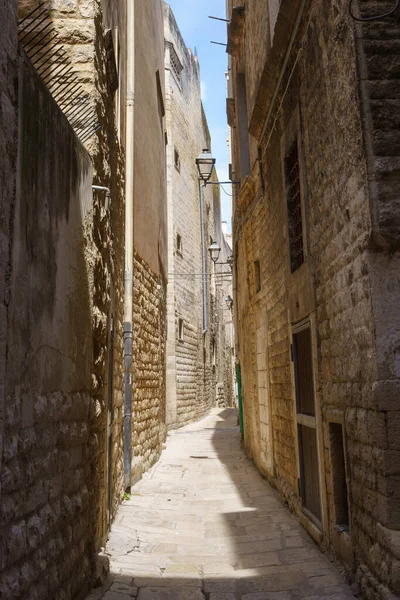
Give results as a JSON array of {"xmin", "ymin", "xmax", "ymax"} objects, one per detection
[
  {"xmin": 174, "ymin": 147, "xmax": 181, "ymax": 171},
  {"xmin": 176, "ymin": 233, "xmax": 182, "ymax": 255},
  {"xmin": 178, "ymin": 318, "xmax": 184, "ymax": 341},
  {"xmin": 329, "ymin": 423, "xmax": 349, "ymax": 531},
  {"xmin": 254, "ymin": 260, "xmax": 261, "ymax": 293},
  {"xmin": 285, "ymin": 140, "xmax": 304, "ymax": 272},
  {"xmin": 169, "ymin": 43, "xmax": 183, "ymax": 85}
]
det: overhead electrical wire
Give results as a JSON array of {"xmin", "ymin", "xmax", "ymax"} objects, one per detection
[
  {"xmin": 219, "ymin": 184, "xmax": 233, "ymax": 197},
  {"xmin": 349, "ymin": 0, "xmax": 399, "ymax": 21}
]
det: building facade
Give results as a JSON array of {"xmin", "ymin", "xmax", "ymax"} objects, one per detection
[
  {"xmin": 164, "ymin": 3, "xmax": 234, "ymax": 429},
  {"xmin": 227, "ymin": 0, "xmax": 400, "ymax": 597},
  {"xmin": 0, "ymin": 1, "xmax": 167, "ymax": 598}
]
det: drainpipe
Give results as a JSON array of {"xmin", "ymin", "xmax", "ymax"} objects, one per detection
[
  {"xmin": 123, "ymin": 0, "xmax": 135, "ymax": 492},
  {"xmin": 199, "ymin": 182, "xmax": 208, "ymax": 334}
]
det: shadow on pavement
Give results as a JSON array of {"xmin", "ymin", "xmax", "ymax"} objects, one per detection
[{"xmin": 86, "ymin": 408, "xmax": 355, "ymax": 600}]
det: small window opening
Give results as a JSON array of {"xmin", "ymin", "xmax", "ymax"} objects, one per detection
[
  {"xmin": 176, "ymin": 233, "xmax": 182, "ymax": 255},
  {"xmin": 329, "ymin": 423, "xmax": 349, "ymax": 531},
  {"xmin": 174, "ymin": 147, "xmax": 180, "ymax": 171},
  {"xmin": 258, "ymin": 146, "xmax": 265, "ymax": 194},
  {"xmin": 254, "ymin": 260, "xmax": 261, "ymax": 293},
  {"xmin": 212, "ymin": 338, "xmax": 216, "ymax": 371},
  {"xmin": 285, "ymin": 140, "xmax": 304, "ymax": 273},
  {"xmin": 178, "ymin": 318, "xmax": 184, "ymax": 341},
  {"xmin": 169, "ymin": 44, "xmax": 183, "ymax": 85}
]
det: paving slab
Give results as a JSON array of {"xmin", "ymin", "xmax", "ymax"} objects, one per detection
[{"xmin": 85, "ymin": 409, "xmax": 356, "ymax": 600}]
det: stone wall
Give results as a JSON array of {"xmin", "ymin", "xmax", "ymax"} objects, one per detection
[
  {"xmin": 352, "ymin": 2, "xmax": 400, "ymax": 595},
  {"xmin": 18, "ymin": 0, "xmax": 168, "ymax": 520},
  {"xmin": 131, "ymin": 252, "xmax": 167, "ymax": 483},
  {"xmin": 0, "ymin": 0, "xmax": 18, "ymax": 536},
  {"xmin": 0, "ymin": 52, "xmax": 94, "ymax": 600},
  {"xmin": 134, "ymin": 0, "xmax": 168, "ymax": 277},
  {"xmin": 17, "ymin": 0, "xmax": 128, "ymax": 546},
  {"xmin": 229, "ymin": 0, "xmax": 400, "ymax": 597},
  {"xmin": 164, "ymin": 3, "xmax": 234, "ymax": 429},
  {"xmin": 1, "ymin": 1, "xmax": 169, "ymax": 598}
]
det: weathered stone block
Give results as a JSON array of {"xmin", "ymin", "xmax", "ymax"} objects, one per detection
[
  {"xmin": 387, "ymin": 412, "xmax": 400, "ymax": 450},
  {"xmin": 49, "ymin": 0, "xmax": 78, "ymax": 14},
  {"xmin": 54, "ymin": 19, "xmax": 95, "ymax": 44},
  {"xmin": 79, "ymin": 0, "xmax": 95, "ymax": 18},
  {"xmin": 4, "ymin": 521, "xmax": 27, "ymax": 568},
  {"xmin": 373, "ymin": 380, "xmax": 400, "ymax": 411},
  {"xmin": 0, "ymin": 566, "xmax": 21, "ymax": 600}
]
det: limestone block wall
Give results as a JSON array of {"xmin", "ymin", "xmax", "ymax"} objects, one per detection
[
  {"xmin": 165, "ymin": 4, "xmax": 222, "ymax": 429},
  {"xmin": 2, "ymin": 2, "xmax": 168, "ymax": 599},
  {"xmin": 15, "ymin": 0, "xmax": 126, "ymax": 574},
  {"xmin": 229, "ymin": 0, "xmax": 400, "ymax": 597},
  {"xmin": 0, "ymin": 53, "xmax": 95, "ymax": 600},
  {"xmin": 131, "ymin": 253, "xmax": 167, "ymax": 483},
  {"xmin": 18, "ymin": 0, "xmax": 168, "ymax": 503},
  {"xmin": 352, "ymin": 3, "xmax": 400, "ymax": 594},
  {"xmin": 129, "ymin": 0, "xmax": 168, "ymax": 480}
]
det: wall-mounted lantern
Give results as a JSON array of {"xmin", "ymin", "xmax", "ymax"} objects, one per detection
[
  {"xmin": 195, "ymin": 148, "xmax": 216, "ymax": 183},
  {"xmin": 208, "ymin": 240, "xmax": 222, "ymax": 264}
]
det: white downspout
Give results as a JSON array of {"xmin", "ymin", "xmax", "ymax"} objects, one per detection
[{"xmin": 123, "ymin": 0, "xmax": 135, "ymax": 491}]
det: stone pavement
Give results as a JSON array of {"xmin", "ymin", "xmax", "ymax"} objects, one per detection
[{"xmin": 86, "ymin": 408, "xmax": 356, "ymax": 600}]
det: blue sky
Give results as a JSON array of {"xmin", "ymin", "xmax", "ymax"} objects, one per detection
[{"xmin": 167, "ymin": 0, "xmax": 232, "ymax": 231}]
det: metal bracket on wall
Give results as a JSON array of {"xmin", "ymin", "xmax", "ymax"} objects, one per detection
[{"xmin": 92, "ymin": 185, "xmax": 111, "ymax": 211}]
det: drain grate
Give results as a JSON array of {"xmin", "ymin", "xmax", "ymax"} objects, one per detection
[{"xmin": 190, "ymin": 456, "xmax": 211, "ymax": 459}]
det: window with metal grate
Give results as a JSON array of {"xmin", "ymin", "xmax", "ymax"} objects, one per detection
[
  {"xmin": 170, "ymin": 44, "xmax": 183, "ymax": 85},
  {"xmin": 285, "ymin": 141, "xmax": 304, "ymax": 272}
]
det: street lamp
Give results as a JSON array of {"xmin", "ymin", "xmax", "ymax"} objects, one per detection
[
  {"xmin": 196, "ymin": 149, "xmax": 216, "ymax": 335},
  {"xmin": 208, "ymin": 240, "xmax": 221, "ymax": 264},
  {"xmin": 196, "ymin": 148, "xmax": 216, "ymax": 183}
]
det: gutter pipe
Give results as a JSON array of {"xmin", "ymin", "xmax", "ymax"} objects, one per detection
[
  {"xmin": 123, "ymin": 0, "xmax": 135, "ymax": 492},
  {"xmin": 199, "ymin": 182, "xmax": 208, "ymax": 334}
]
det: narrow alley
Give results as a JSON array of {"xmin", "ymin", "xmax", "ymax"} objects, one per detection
[
  {"xmin": 87, "ymin": 409, "xmax": 355, "ymax": 600},
  {"xmin": 2, "ymin": 1, "xmax": 400, "ymax": 598}
]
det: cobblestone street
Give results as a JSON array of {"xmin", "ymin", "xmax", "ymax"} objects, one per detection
[{"xmin": 87, "ymin": 409, "xmax": 355, "ymax": 600}]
